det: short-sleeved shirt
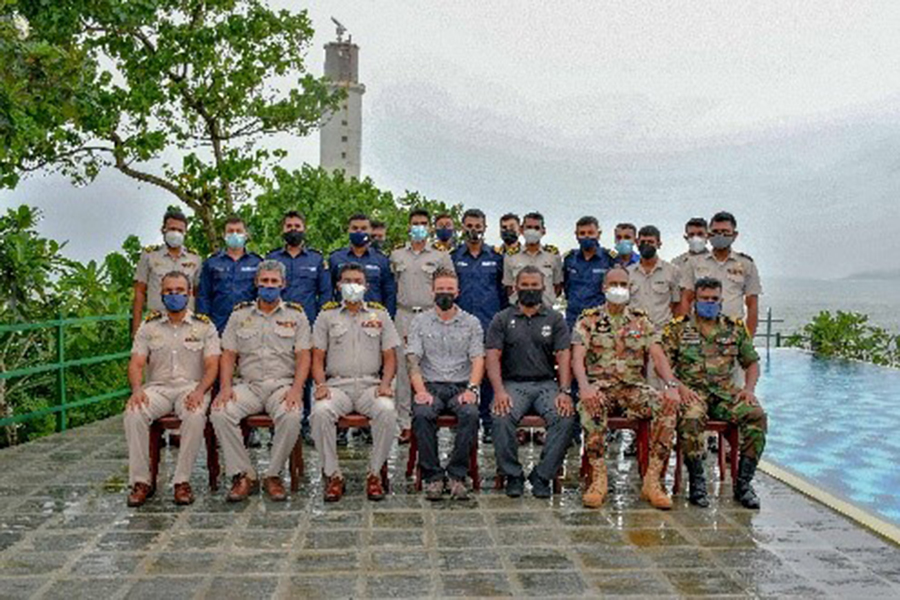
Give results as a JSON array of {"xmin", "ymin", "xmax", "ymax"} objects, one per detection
[
  {"xmin": 131, "ymin": 311, "xmax": 221, "ymax": 385},
  {"xmin": 679, "ymin": 251, "xmax": 762, "ymax": 319},
  {"xmin": 452, "ymin": 244, "xmax": 507, "ymax": 334},
  {"xmin": 134, "ymin": 245, "xmax": 202, "ymax": 312},
  {"xmin": 328, "ymin": 246, "xmax": 397, "ymax": 316},
  {"xmin": 485, "ymin": 305, "xmax": 570, "ymax": 382},
  {"xmin": 390, "ymin": 242, "xmax": 455, "ymax": 319},
  {"xmin": 196, "ymin": 250, "xmax": 263, "ymax": 333},
  {"xmin": 266, "ymin": 247, "xmax": 331, "ymax": 324},
  {"xmin": 406, "ymin": 308, "xmax": 484, "ymax": 383},
  {"xmin": 572, "ymin": 305, "xmax": 658, "ymax": 387},
  {"xmin": 312, "ymin": 302, "xmax": 401, "ymax": 379},
  {"xmin": 627, "ymin": 259, "xmax": 682, "ymax": 328},
  {"xmin": 221, "ymin": 301, "xmax": 312, "ymax": 382},
  {"xmin": 661, "ymin": 314, "xmax": 759, "ymax": 401},
  {"xmin": 672, "ymin": 249, "xmax": 708, "ymax": 272},
  {"xmin": 563, "ymin": 247, "xmax": 616, "ymax": 327},
  {"xmin": 502, "ymin": 246, "xmax": 564, "ymax": 308}
]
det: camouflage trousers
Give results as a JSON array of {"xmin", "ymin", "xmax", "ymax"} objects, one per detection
[
  {"xmin": 579, "ymin": 382, "xmax": 677, "ymax": 463},
  {"xmin": 678, "ymin": 391, "xmax": 767, "ymax": 461}
]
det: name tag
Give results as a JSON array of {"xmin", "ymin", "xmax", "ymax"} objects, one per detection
[
  {"xmin": 482, "ymin": 261, "xmax": 497, "ymax": 267},
  {"xmin": 456, "ymin": 261, "xmax": 469, "ymax": 267},
  {"xmin": 364, "ymin": 264, "xmax": 381, "ymax": 271},
  {"xmin": 240, "ymin": 266, "xmax": 256, "ymax": 272}
]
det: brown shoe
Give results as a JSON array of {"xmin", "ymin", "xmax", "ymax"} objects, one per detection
[
  {"xmin": 366, "ymin": 472, "xmax": 386, "ymax": 501},
  {"xmin": 173, "ymin": 482, "xmax": 195, "ymax": 505},
  {"xmin": 263, "ymin": 476, "xmax": 287, "ymax": 502},
  {"xmin": 533, "ymin": 430, "xmax": 546, "ymax": 446},
  {"xmin": 127, "ymin": 482, "xmax": 153, "ymax": 507},
  {"xmin": 226, "ymin": 473, "xmax": 258, "ymax": 503},
  {"xmin": 398, "ymin": 428, "xmax": 412, "ymax": 445},
  {"xmin": 324, "ymin": 474, "xmax": 344, "ymax": 503}
]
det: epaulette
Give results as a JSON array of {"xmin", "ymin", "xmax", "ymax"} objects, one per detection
[
  {"xmin": 322, "ymin": 301, "xmax": 340, "ymax": 311},
  {"xmin": 736, "ymin": 252, "xmax": 754, "ymax": 262},
  {"xmin": 504, "ymin": 245, "xmax": 521, "ymax": 256},
  {"xmin": 543, "ymin": 244, "xmax": 559, "ymax": 254},
  {"xmin": 193, "ymin": 313, "xmax": 211, "ymax": 324},
  {"xmin": 670, "ymin": 315, "xmax": 687, "ymax": 324},
  {"xmin": 233, "ymin": 300, "xmax": 254, "ymax": 311},
  {"xmin": 286, "ymin": 301, "xmax": 305, "ymax": 312},
  {"xmin": 393, "ymin": 242, "xmax": 407, "ymax": 251},
  {"xmin": 143, "ymin": 244, "xmax": 161, "ymax": 253},
  {"xmin": 629, "ymin": 307, "xmax": 648, "ymax": 317},
  {"xmin": 608, "ymin": 248, "xmax": 619, "ymax": 259},
  {"xmin": 493, "ymin": 244, "xmax": 503, "ymax": 254},
  {"xmin": 579, "ymin": 307, "xmax": 600, "ymax": 318},
  {"xmin": 432, "ymin": 242, "xmax": 453, "ymax": 252},
  {"xmin": 367, "ymin": 301, "xmax": 387, "ymax": 311},
  {"xmin": 144, "ymin": 311, "xmax": 163, "ymax": 322}
]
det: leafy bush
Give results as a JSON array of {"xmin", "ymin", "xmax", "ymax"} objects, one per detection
[{"xmin": 785, "ymin": 310, "xmax": 900, "ymax": 367}]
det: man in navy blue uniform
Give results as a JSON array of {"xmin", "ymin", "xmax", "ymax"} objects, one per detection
[
  {"xmin": 328, "ymin": 214, "xmax": 396, "ymax": 317},
  {"xmin": 452, "ymin": 208, "xmax": 507, "ymax": 443},
  {"xmin": 563, "ymin": 216, "xmax": 615, "ymax": 330},
  {"xmin": 613, "ymin": 222, "xmax": 641, "ymax": 268},
  {"xmin": 196, "ymin": 216, "xmax": 263, "ymax": 333}
]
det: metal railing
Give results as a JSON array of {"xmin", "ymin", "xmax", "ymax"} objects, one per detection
[
  {"xmin": 754, "ymin": 307, "xmax": 787, "ymax": 355},
  {"xmin": 0, "ymin": 314, "xmax": 131, "ymax": 433}
]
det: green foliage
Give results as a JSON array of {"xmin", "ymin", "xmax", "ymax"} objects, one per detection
[{"xmin": 785, "ymin": 310, "xmax": 900, "ymax": 367}]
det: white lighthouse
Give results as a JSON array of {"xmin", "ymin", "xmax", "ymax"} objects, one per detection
[{"xmin": 319, "ymin": 19, "xmax": 365, "ymax": 179}]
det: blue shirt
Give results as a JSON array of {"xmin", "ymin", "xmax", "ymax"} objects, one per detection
[
  {"xmin": 451, "ymin": 244, "xmax": 508, "ymax": 334},
  {"xmin": 615, "ymin": 252, "xmax": 640, "ymax": 267},
  {"xmin": 196, "ymin": 250, "xmax": 263, "ymax": 332},
  {"xmin": 563, "ymin": 247, "xmax": 616, "ymax": 327},
  {"xmin": 266, "ymin": 247, "xmax": 331, "ymax": 324},
  {"xmin": 328, "ymin": 246, "xmax": 397, "ymax": 316}
]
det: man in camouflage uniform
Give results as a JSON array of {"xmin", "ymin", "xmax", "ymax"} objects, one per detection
[
  {"xmin": 211, "ymin": 260, "xmax": 311, "ymax": 502},
  {"xmin": 502, "ymin": 211, "xmax": 563, "ymax": 308},
  {"xmin": 663, "ymin": 276, "xmax": 766, "ymax": 509},
  {"xmin": 572, "ymin": 267, "xmax": 685, "ymax": 510}
]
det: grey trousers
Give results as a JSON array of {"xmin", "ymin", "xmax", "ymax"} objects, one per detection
[
  {"xmin": 393, "ymin": 307, "xmax": 418, "ymax": 430},
  {"xmin": 412, "ymin": 382, "xmax": 479, "ymax": 483},
  {"xmin": 492, "ymin": 380, "xmax": 576, "ymax": 481}
]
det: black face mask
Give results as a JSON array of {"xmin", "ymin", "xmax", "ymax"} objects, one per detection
[
  {"xmin": 639, "ymin": 243, "xmax": 657, "ymax": 260},
  {"xmin": 283, "ymin": 230, "xmax": 305, "ymax": 247},
  {"xmin": 370, "ymin": 239, "xmax": 384, "ymax": 252},
  {"xmin": 500, "ymin": 230, "xmax": 518, "ymax": 245},
  {"xmin": 518, "ymin": 289, "xmax": 543, "ymax": 307},
  {"xmin": 464, "ymin": 229, "xmax": 484, "ymax": 243},
  {"xmin": 434, "ymin": 293, "xmax": 455, "ymax": 311}
]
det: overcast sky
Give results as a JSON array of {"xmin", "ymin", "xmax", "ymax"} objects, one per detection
[{"xmin": 2, "ymin": 0, "xmax": 899, "ymax": 279}]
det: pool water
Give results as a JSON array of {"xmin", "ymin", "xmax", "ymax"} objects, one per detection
[{"xmin": 757, "ymin": 348, "xmax": 900, "ymax": 526}]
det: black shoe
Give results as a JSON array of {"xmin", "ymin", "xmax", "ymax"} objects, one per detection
[
  {"xmin": 505, "ymin": 475, "xmax": 525, "ymax": 498},
  {"xmin": 482, "ymin": 427, "xmax": 493, "ymax": 445},
  {"xmin": 685, "ymin": 457, "xmax": 710, "ymax": 508},
  {"xmin": 301, "ymin": 428, "xmax": 314, "ymax": 447},
  {"xmin": 527, "ymin": 470, "xmax": 552, "ymax": 499},
  {"xmin": 734, "ymin": 456, "xmax": 760, "ymax": 509},
  {"xmin": 336, "ymin": 429, "xmax": 349, "ymax": 447},
  {"xmin": 707, "ymin": 434, "xmax": 718, "ymax": 453},
  {"xmin": 361, "ymin": 427, "xmax": 373, "ymax": 445},
  {"xmin": 623, "ymin": 435, "xmax": 638, "ymax": 457},
  {"xmin": 247, "ymin": 429, "xmax": 262, "ymax": 449}
]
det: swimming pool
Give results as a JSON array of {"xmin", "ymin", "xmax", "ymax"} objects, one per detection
[{"xmin": 757, "ymin": 348, "xmax": 900, "ymax": 527}]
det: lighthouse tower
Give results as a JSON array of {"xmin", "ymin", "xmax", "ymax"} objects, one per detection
[{"xmin": 319, "ymin": 19, "xmax": 365, "ymax": 179}]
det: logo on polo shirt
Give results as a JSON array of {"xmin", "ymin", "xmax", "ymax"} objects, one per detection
[{"xmin": 541, "ymin": 325, "xmax": 552, "ymax": 338}]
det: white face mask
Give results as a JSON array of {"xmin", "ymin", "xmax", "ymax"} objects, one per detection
[
  {"xmin": 688, "ymin": 236, "xmax": 707, "ymax": 254},
  {"xmin": 340, "ymin": 282, "xmax": 366, "ymax": 303},
  {"xmin": 164, "ymin": 230, "xmax": 185, "ymax": 249},
  {"xmin": 606, "ymin": 286, "xmax": 630, "ymax": 305},
  {"xmin": 523, "ymin": 228, "xmax": 543, "ymax": 245}
]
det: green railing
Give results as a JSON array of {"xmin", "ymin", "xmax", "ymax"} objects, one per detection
[{"xmin": 0, "ymin": 314, "xmax": 131, "ymax": 433}]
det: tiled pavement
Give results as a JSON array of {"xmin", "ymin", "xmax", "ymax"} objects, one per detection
[{"xmin": 0, "ymin": 418, "xmax": 899, "ymax": 599}]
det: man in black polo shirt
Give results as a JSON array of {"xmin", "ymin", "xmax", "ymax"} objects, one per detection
[{"xmin": 486, "ymin": 266, "xmax": 576, "ymax": 498}]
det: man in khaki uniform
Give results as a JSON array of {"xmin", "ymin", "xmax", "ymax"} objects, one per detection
[
  {"xmin": 211, "ymin": 260, "xmax": 311, "ymax": 502},
  {"xmin": 502, "ymin": 212, "xmax": 563, "ymax": 308},
  {"xmin": 627, "ymin": 225, "xmax": 682, "ymax": 328},
  {"xmin": 310, "ymin": 263, "xmax": 401, "ymax": 503},
  {"xmin": 132, "ymin": 209, "xmax": 201, "ymax": 336},
  {"xmin": 672, "ymin": 217, "xmax": 709, "ymax": 272},
  {"xmin": 390, "ymin": 209, "xmax": 455, "ymax": 442},
  {"xmin": 125, "ymin": 272, "xmax": 220, "ymax": 507}
]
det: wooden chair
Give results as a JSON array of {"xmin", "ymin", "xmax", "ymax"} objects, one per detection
[
  {"xmin": 493, "ymin": 415, "xmax": 564, "ymax": 494},
  {"xmin": 337, "ymin": 413, "xmax": 390, "ymax": 491},
  {"xmin": 672, "ymin": 420, "xmax": 739, "ymax": 494},
  {"xmin": 579, "ymin": 416, "xmax": 650, "ymax": 485},
  {"xmin": 149, "ymin": 414, "xmax": 220, "ymax": 491},
  {"xmin": 405, "ymin": 415, "xmax": 481, "ymax": 491},
  {"xmin": 238, "ymin": 414, "xmax": 304, "ymax": 492}
]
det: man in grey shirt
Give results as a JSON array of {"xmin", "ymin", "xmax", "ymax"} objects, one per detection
[{"xmin": 407, "ymin": 269, "xmax": 485, "ymax": 501}]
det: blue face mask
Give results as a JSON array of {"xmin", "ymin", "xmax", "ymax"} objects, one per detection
[
  {"xmin": 615, "ymin": 240, "xmax": 634, "ymax": 256},
  {"xmin": 258, "ymin": 286, "xmax": 281, "ymax": 304},
  {"xmin": 225, "ymin": 232, "xmax": 247, "ymax": 250},
  {"xmin": 349, "ymin": 231, "xmax": 369, "ymax": 247},
  {"xmin": 578, "ymin": 237, "xmax": 599, "ymax": 252},
  {"xmin": 162, "ymin": 293, "xmax": 189, "ymax": 313},
  {"xmin": 435, "ymin": 228, "xmax": 454, "ymax": 242},
  {"xmin": 409, "ymin": 225, "xmax": 428, "ymax": 242},
  {"xmin": 696, "ymin": 301, "xmax": 722, "ymax": 320}
]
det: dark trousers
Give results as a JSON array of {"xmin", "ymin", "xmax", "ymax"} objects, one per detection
[
  {"xmin": 480, "ymin": 381, "xmax": 494, "ymax": 432},
  {"xmin": 493, "ymin": 380, "xmax": 576, "ymax": 481},
  {"xmin": 412, "ymin": 382, "xmax": 480, "ymax": 483}
]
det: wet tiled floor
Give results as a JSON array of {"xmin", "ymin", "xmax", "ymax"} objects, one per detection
[{"xmin": 0, "ymin": 417, "xmax": 898, "ymax": 598}]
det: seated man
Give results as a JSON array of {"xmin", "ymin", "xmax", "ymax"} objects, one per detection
[
  {"xmin": 486, "ymin": 266, "xmax": 576, "ymax": 498},
  {"xmin": 663, "ymin": 276, "xmax": 767, "ymax": 509},
  {"xmin": 124, "ymin": 271, "xmax": 220, "ymax": 506},
  {"xmin": 211, "ymin": 260, "xmax": 311, "ymax": 502},
  {"xmin": 310, "ymin": 263, "xmax": 400, "ymax": 502},
  {"xmin": 572, "ymin": 267, "xmax": 685, "ymax": 510},
  {"xmin": 407, "ymin": 268, "xmax": 484, "ymax": 501}
]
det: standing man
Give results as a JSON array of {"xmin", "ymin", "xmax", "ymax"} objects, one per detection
[
  {"xmin": 486, "ymin": 266, "xmax": 576, "ymax": 498},
  {"xmin": 627, "ymin": 225, "xmax": 683, "ymax": 328},
  {"xmin": 328, "ymin": 213, "xmax": 397, "ymax": 317},
  {"xmin": 370, "ymin": 220, "xmax": 388, "ymax": 255},
  {"xmin": 196, "ymin": 216, "xmax": 262, "ymax": 333},
  {"xmin": 432, "ymin": 213, "xmax": 457, "ymax": 252},
  {"xmin": 563, "ymin": 216, "xmax": 616, "ymax": 329},
  {"xmin": 408, "ymin": 269, "xmax": 484, "ymax": 500},
  {"xmin": 124, "ymin": 272, "xmax": 220, "ymax": 506},
  {"xmin": 680, "ymin": 212, "xmax": 761, "ymax": 336},
  {"xmin": 452, "ymin": 209, "xmax": 507, "ymax": 444},
  {"xmin": 663, "ymin": 277, "xmax": 767, "ymax": 509},
  {"xmin": 502, "ymin": 212, "xmax": 563, "ymax": 308},
  {"xmin": 310, "ymin": 264, "xmax": 400, "ymax": 502},
  {"xmin": 672, "ymin": 217, "xmax": 709, "ymax": 272},
  {"xmin": 572, "ymin": 267, "xmax": 684, "ymax": 510},
  {"xmin": 390, "ymin": 209, "xmax": 455, "ymax": 443},
  {"xmin": 612, "ymin": 223, "xmax": 640, "ymax": 267},
  {"xmin": 495, "ymin": 213, "xmax": 522, "ymax": 256},
  {"xmin": 132, "ymin": 209, "xmax": 201, "ymax": 336},
  {"xmin": 210, "ymin": 261, "xmax": 311, "ymax": 502}
]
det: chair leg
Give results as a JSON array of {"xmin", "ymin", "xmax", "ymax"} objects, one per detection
[
  {"xmin": 728, "ymin": 427, "xmax": 740, "ymax": 486},
  {"xmin": 718, "ymin": 431, "xmax": 726, "ymax": 482},
  {"xmin": 380, "ymin": 462, "xmax": 390, "ymax": 493},
  {"xmin": 204, "ymin": 423, "xmax": 219, "ymax": 492},
  {"xmin": 580, "ymin": 445, "xmax": 590, "ymax": 481},
  {"xmin": 494, "ymin": 474, "xmax": 504, "ymax": 491},
  {"xmin": 149, "ymin": 421, "xmax": 163, "ymax": 492},
  {"xmin": 637, "ymin": 422, "xmax": 650, "ymax": 477},
  {"xmin": 406, "ymin": 434, "xmax": 418, "ymax": 479},
  {"xmin": 673, "ymin": 437, "xmax": 683, "ymax": 495},
  {"xmin": 289, "ymin": 438, "xmax": 303, "ymax": 492},
  {"xmin": 553, "ymin": 468, "xmax": 563, "ymax": 495},
  {"xmin": 470, "ymin": 436, "xmax": 480, "ymax": 492}
]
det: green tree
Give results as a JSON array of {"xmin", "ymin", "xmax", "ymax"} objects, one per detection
[{"xmin": 0, "ymin": 1, "xmax": 341, "ymax": 244}]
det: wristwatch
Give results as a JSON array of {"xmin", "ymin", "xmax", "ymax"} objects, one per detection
[
  {"xmin": 466, "ymin": 383, "xmax": 481, "ymax": 396},
  {"xmin": 558, "ymin": 387, "xmax": 573, "ymax": 397},
  {"xmin": 664, "ymin": 380, "xmax": 680, "ymax": 389}
]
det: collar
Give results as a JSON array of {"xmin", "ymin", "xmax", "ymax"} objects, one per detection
[
  {"xmin": 278, "ymin": 245, "xmax": 307, "ymax": 257},
  {"xmin": 708, "ymin": 250, "xmax": 735, "ymax": 264},
  {"xmin": 462, "ymin": 243, "xmax": 486, "ymax": 258},
  {"xmin": 637, "ymin": 259, "xmax": 662, "ymax": 275},
  {"xmin": 161, "ymin": 245, "xmax": 187, "ymax": 258},
  {"xmin": 430, "ymin": 307, "xmax": 461, "ymax": 324},
  {"xmin": 406, "ymin": 241, "xmax": 431, "ymax": 254},
  {"xmin": 163, "ymin": 310, "xmax": 194, "ymax": 325},
  {"xmin": 514, "ymin": 304, "xmax": 547, "ymax": 317},
  {"xmin": 348, "ymin": 246, "xmax": 371, "ymax": 258},
  {"xmin": 252, "ymin": 299, "xmax": 285, "ymax": 316},
  {"xmin": 340, "ymin": 300, "xmax": 370, "ymax": 313}
]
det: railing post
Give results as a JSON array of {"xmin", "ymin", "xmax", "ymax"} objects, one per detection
[{"xmin": 56, "ymin": 312, "xmax": 67, "ymax": 432}]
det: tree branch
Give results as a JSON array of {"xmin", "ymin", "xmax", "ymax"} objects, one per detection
[{"xmin": 109, "ymin": 132, "xmax": 199, "ymax": 210}]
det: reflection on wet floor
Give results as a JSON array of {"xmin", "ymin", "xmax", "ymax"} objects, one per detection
[{"xmin": 0, "ymin": 416, "xmax": 898, "ymax": 599}]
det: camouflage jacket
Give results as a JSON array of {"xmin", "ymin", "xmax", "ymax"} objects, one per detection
[{"xmin": 573, "ymin": 305, "xmax": 658, "ymax": 387}]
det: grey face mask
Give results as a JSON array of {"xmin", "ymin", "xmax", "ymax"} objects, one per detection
[{"xmin": 710, "ymin": 234, "xmax": 734, "ymax": 250}]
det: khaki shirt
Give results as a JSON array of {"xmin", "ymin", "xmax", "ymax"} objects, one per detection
[
  {"xmin": 390, "ymin": 242, "xmax": 455, "ymax": 324},
  {"xmin": 406, "ymin": 308, "xmax": 484, "ymax": 383},
  {"xmin": 627, "ymin": 259, "xmax": 682, "ymax": 328},
  {"xmin": 312, "ymin": 302, "xmax": 401, "ymax": 379},
  {"xmin": 221, "ymin": 301, "xmax": 312, "ymax": 382},
  {"xmin": 672, "ymin": 249, "xmax": 708, "ymax": 273},
  {"xmin": 502, "ymin": 245, "xmax": 564, "ymax": 308},
  {"xmin": 134, "ymin": 245, "xmax": 201, "ymax": 312},
  {"xmin": 132, "ymin": 311, "xmax": 220, "ymax": 386},
  {"xmin": 680, "ymin": 251, "xmax": 762, "ymax": 319}
]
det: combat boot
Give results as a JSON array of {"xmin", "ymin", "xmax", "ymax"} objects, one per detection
[
  {"xmin": 582, "ymin": 456, "xmax": 607, "ymax": 509},
  {"xmin": 685, "ymin": 457, "xmax": 710, "ymax": 507},
  {"xmin": 641, "ymin": 456, "xmax": 672, "ymax": 510},
  {"xmin": 734, "ymin": 456, "xmax": 761, "ymax": 509}
]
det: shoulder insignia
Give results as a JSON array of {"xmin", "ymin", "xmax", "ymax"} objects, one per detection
[
  {"xmin": 629, "ymin": 307, "xmax": 648, "ymax": 317},
  {"xmin": 143, "ymin": 244, "xmax": 161, "ymax": 253},
  {"xmin": 608, "ymin": 248, "xmax": 619, "ymax": 259},
  {"xmin": 193, "ymin": 313, "xmax": 211, "ymax": 324},
  {"xmin": 143, "ymin": 311, "xmax": 163, "ymax": 322},
  {"xmin": 286, "ymin": 301, "xmax": 305, "ymax": 312},
  {"xmin": 672, "ymin": 315, "xmax": 686, "ymax": 323},
  {"xmin": 322, "ymin": 301, "xmax": 340, "ymax": 311},
  {"xmin": 579, "ymin": 307, "xmax": 600, "ymax": 318},
  {"xmin": 233, "ymin": 300, "xmax": 254, "ymax": 311},
  {"xmin": 506, "ymin": 246, "xmax": 521, "ymax": 256},
  {"xmin": 543, "ymin": 244, "xmax": 559, "ymax": 254},
  {"xmin": 736, "ymin": 252, "xmax": 754, "ymax": 262},
  {"xmin": 493, "ymin": 244, "xmax": 504, "ymax": 254},
  {"xmin": 367, "ymin": 301, "xmax": 387, "ymax": 311},
  {"xmin": 394, "ymin": 242, "xmax": 406, "ymax": 251}
]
